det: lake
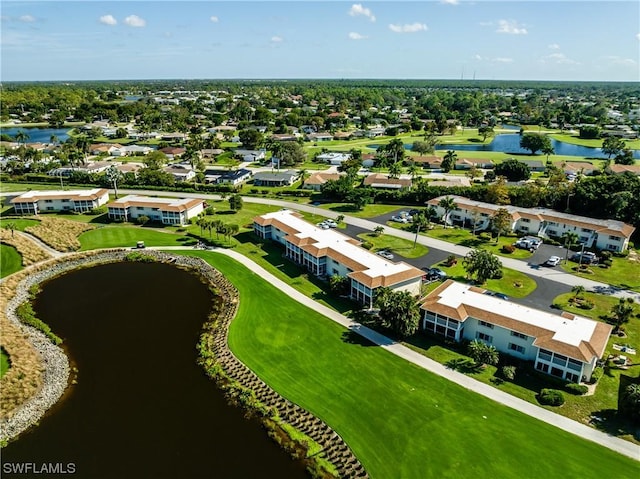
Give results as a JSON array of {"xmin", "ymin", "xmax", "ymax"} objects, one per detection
[
  {"xmin": 1, "ymin": 262, "xmax": 306, "ymax": 479},
  {"xmin": 369, "ymin": 134, "xmax": 640, "ymax": 159},
  {"xmin": 2, "ymin": 127, "xmax": 72, "ymax": 144}
]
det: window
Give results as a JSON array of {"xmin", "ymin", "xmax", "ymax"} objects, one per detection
[
  {"xmin": 521, "ymin": 218, "xmax": 530, "ymax": 223},
  {"xmin": 476, "ymin": 332, "xmax": 493, "ymax": 343},
  {"xmin": 607, "ymin": 244, "xmax": 617, "ymax": 251},
  {"xmin": 478, "ymin": 320, "xmax": 494, "ymax": 329},
  {"xmin": 508, "ymin": 343, "xmax": 525, "ymax": 354},
  {"xmin": 581, "ymin": 228, "xmax": 592, "ymax": 233},
  {"xmin": 536, "ymin": 362, "xmax": 549, "ymax": 373},
  {"xmin": 510, "ymin": 331, "xmax": 528, "ymax": 340},
  {"xmin": 608, "ymin": 235, "xmax": 620, "ymax": 241},
  {"xmin": 45, "ymin": 199, "xmax": 53, "ymax": 203}
]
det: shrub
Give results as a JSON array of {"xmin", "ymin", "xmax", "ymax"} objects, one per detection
[
  {"xmin": 501, "ymin": 244, "xmax": 516, "ymax": 254},
  {"xmin": 565, "ymin": 383, "xmax": 588, "ymax": 395},
  {"xmin": 578, "ymin": 299, "xmax": 595, "ymax": 310},
  {"xmin": 590, "ymin": 366, "xmax": 604, "ymax": 384},
  {"xmin": 478, "ymin": 232, "xmax": 492, "ymax": 241},
  {"xmin": 360, "ymin": 241, "xmax": 373, "ymax": 250},
  {"xmin": 538, "ymin": 389, "xmax": 565, "ymax": 406},
  {"xmin": 16, "ymin": 302, "xmax": 62, "ymax": 345},
  {"xmin": 501, "ymin": 365, "xmax": 516, "ymax": 381},
  {"xmin": 88, "ymin": 206, "xmax": 107, "ymax": 215},
  {"xmin": 205, "ymin": 206, "xmax": 216, "ymax": 215}
]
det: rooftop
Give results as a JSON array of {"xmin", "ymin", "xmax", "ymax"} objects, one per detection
[
  {"xmin": 11, "ymin": 188, "xmax": 108, "ymax": 203},
  {"xmin": 108, "ymin": 195, "xmax": 202, "ymax": 212}
]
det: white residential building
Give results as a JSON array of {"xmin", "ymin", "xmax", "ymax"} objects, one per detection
[
  {"xmin": 421, "ymin": 280, "xmax": 612, "ymax": 382},
  {"xmin": 253, "ymin": 210, "xmax": 424, "ymax": 305},
  {"xmin": 10, "ymin": 188, "xmax": 109, "ymax": 214},
  {"xmin": 427, "ymin": 195, "xmax": 635, "ymax": 252},
  {"xmin": 107, "ymin": 195, "xmax": 204, "ymax": 225}
]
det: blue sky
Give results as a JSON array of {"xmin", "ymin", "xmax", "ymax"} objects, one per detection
[{"xmin": 2, "ymin": 1, "xmax": 639, "ymax": 82}]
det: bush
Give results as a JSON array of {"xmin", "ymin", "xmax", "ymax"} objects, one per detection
[
  {"xmin": 360, "ymin": 241, "xmax": 373, "ymax": 250},
  {"xmin": 478, "ymin": 232, "xmax": 492, "ymax": 241},
  {"xmin": 501, "ymin": 365, "xmax": 516, "ymax": 381},
  {"xmin": 538, "ymin": 389, "xmax": 565, "ymax": 406},
  {"xmin": 565, "ymin": 383, "xmax": 588, "ymax": 395},
  {"xmin": 590, "ymin": 366, "xmax": 604, "ymax": 384},
  {"xmin": 501, "ymin": 244, "xmax": 516, "ymax": 254},
  {"xmin": 578, "ymin": 299, "xmax": 595, "ymax": 310},
  {"xmin": 88, "ymin": 206, "xmax": 107, "ymax": 215}
]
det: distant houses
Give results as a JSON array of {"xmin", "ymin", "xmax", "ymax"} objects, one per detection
[
  {"xmin": 363, "ymin": 173, "xmax": 412, "ymax": 190},
  {"xmin": 253, "ymin": 170, "xmax": 300, "ymax": 187}
]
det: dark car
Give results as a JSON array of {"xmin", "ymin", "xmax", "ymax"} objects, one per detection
[
  {"xmin": 426, "ymin": 268, "xmax": 447, "ymax": 280},
  {"xmin": 570, "ymin": 252, "xmax": 598, "ymax": 264},
  {"xmin": 483, "ymin": 290, "xmax": 509, "ymax": 301}
]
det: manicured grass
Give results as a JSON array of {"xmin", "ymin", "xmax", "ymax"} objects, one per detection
[
  {"xmin": 0, "ymin": 218, "xmax": 40, "ymax": 231},
  {"xmin": 78, "ymin": 226, "xmax": 196, "ymax": 250},
  {"xmin": 0, "ymin": 182, "xmax": 96, "ymax": 193},
  {"xmin": 425, "ymin": 225, "xmax": 534, "ymax": 259},
  {"xmin": 319, "ymin": 202, "xmax": 407, "ymax": 218},
  {"xmin": 185, "ymin": 251, "xmax": 638, "ymax": 479},
  {"xmin": 432, "ymin": 260, "xmax": 537, "ymax": 298},
  {"xmin": 0, "ymin": 348, "xmax": 11, "ymax": 378},
  {"xmin": 0, "ymin": 243, "xmax": 23, "ymax": 278},
  {"xmin": 560, "ymin": 257, "xmax": 640, "ymax": 292},
  {"xmin": 550, "ymin": 133, "xmax": 640, "ymax": 150},
  {"xmin": 356, "ymin": 232, "xmax": 428, "ymax": 259}
]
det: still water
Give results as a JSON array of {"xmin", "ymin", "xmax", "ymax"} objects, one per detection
[
  {"xmin": 2, "ymin": 127, "xmax": 71, "ymax": 144},
  {"xmin": 2, "ymin": 262, "xmax": 306, "ymax": 479}
]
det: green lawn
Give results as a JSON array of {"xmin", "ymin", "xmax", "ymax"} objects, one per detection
[
  {"xmin": 78, "ymin": 226, "xmax": 196, "ymax": 250},
  {"xmin": 0, "ymin": 243, "xmax": 22, "ymax": 278},
  {"xmin": 550, "ymin": 133, "xmax": 640, "ymax": 150},
  {"xmin": 0, "ymin": 348, "xmax": 11, "ymax": 378},
  {"xmin": 0, "ymin": 218, "xmax": 40, "ymax": 231},
  {"xmin": 0, "ymin": 182, "xmax": 96, "ymax": 193},
  {"xmin": 319, "ymin": 202, "xmax": 407, "ymax": 218},
  {"xmin": 356, "ymin": 232, "xmax": 428, "ymax": 259},
  {"xmin": 433, "ymin": 260, "xmax": 537, "ymax": 298},
  {"xmin": 561, "ymin": 257, "xmax": 640, "ymax": 292},
  {"xmin": 425, "ymin": 226, "xmax": 534, "ymax": 260},
  {"xmin": 183, "ymin": 251, "xmax": 638, "ymax": 479}
]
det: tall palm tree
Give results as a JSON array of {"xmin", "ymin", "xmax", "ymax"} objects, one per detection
[
  {"xmin": 542, "ymin": 145, "xmax": 555, "ymax": 162},
  {"xmin": 407, "ymin": 162, "xmax": 420, "ymax": 180},
  {"xmin": 50, "ymin": 134, "xmax": 59, "ymax": 146},
  {"xmin": 442, "ymin": 150, "xmax": 458, "ymax": 172},
  {"xmin": 15, "ymin": 131, "xmax": 29, "ymax": 145},
  {"xmin": 571, "ymin": 285, "xmax": 586, "ymax": 300},
  {"xmin": 388, "ymin": 161, "xmax": 402, "ymax": 179},
  {"xmin": 438, "ymin": 196, "xmax": 456, "ymax": 228},
  {"xmin": 562, "ymin": 231, "xmax": 579, "ymax": 263}
]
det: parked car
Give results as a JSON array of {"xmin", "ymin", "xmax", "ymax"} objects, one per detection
[
  {"xmin": 324, "ymin": 219, "xmax": 338, "ymax": 228},
  {"xmin": 316, "ymin": 222, "xmax": 330, "ymax": 230},
  {"xmin": 514, "ymin": 236, "xmax": 542, "ymax": 250},
  {"xmin": 570, "ymin": 252, "xmax": 598, "ymax": 264},
  {"xmin": 425, "ymin": 268, "xmax": 447, "ymax": 280},
  {"xmin": 544, "ymin": 256, "xmax": 562, "ymax": 266},
  {"xmin": 483, "ymin": 291, "xmax": 509, "ymax": 301},
  {"xmin": 391, "ymin": 215, "xmax": 410, "ymax": 223},
  {"xmin": 376, "ymin": 250, "xmax": 394, "ymax": 260}
]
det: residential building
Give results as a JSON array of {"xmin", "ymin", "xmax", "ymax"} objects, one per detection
[
  {"xmin": 562, "ymin": 161, "xmax": 595, "ymax": 176},
  {"xmin": 420, "ymin": 280, "xmax": 611, "ymax": 382},
  {"xmin": 107, "ymin": 195, "xmax": 204, "ymax": 225},
  {"xmin": 253, "ymin": 170, "xmax": 299, "ymax": 187},
  {"xmin": 607, "ymin": 164, "xmax": 640, "ymax": 176},
  {"xmin": 316, "ymin": 152, "xmax": 350, "ymax": 165},
  {"xmin": 253, "ymin": 210, "xmax": 424, "ymax": 305},
  {"xmin": 203, "ymin": 168, "xmax": 252, "ymax": 185},
  {"xmin": 363, "ymin": 173, "xmax": 412, "ymax": 190},
  {"xmin": 427, "ymin": 195, "xmax": 635, "ymax": 252},
  {"xmin": 454, "ymin": 158, "xmax": 494, "ymax": 170},
  {"xmin": 233, "ymin": 149, "xmax": 266, "ymax": 162},
  {"xmin": 163, "ymin": 165, "xmax": 196, "ymax": 182},
  {"xmin": 159, "ymin": 146, "xmax": 186, "ymax": 159},
  {"xmin": 519, "ymin": 159, "xmax": 546, "ymax": 172},
  {"xmin": 410, "ymin": 156, "xmax": 443, "ymax": 170},
  {"xmin": 307, "ymin": 132, "xmax": 334, "ymax": 142},
  {"xmin": 303, "ymin": 172, "xmax": 343, "ymax": 191},
  {"xmin": 11, "ymin": 188, "xmax": 109, "ymax": 214}
]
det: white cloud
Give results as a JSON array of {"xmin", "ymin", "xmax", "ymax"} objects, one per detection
[
  {"xmin": 348, "ymin": 32, "xmax": 367, "ymax": 40},
  {"xmin": 389, "ymin": 23, "xmax": 428, "ymax": 33},
  {"xmin": 210, "ymin": 16, "xmax": 219, "ymax": 23},
  {"xmin": 541, "ymin": 53, "xmax": 579, "ymax": 65},
  {"xmin": 19, "ymin": 15, "xmax": 35, "ymax": 23},
  {"xmin": 349, "ymin": 4, "xmax": 376, "ymax": 22},
  {"xmin": 474, "ymin": 54, "xmax": 513, "ymax": 63},
  {"xmin": 496, "ymin": 19, "xmax": 527, "ymax": 35},
  {"xmin": 271, "ymin": 36, "xmax": 283, "ymax": 43},
  {"xmin": 604, "ymin": 56, "xmax": 637, "ymax": 67},
  {"xmin": 99, "ymin": 15, "xmax": 117, "ymax": 26},
  {"xmin": 636, "ymin": 33, "xmax": 640, "ymax": 41},
  {"xmin": 441, "ymin": 0, "xmax": 459, "ymax": 4},
  {"xmin": 474, "ymin": 54, "xmax": 483, "ymax": 61},
  {"xmin": 124, "ymin": 15, "xmax": 146, "ymax": 28},
  {"xmin": 548, "ymin": 43, "xmax": 560, "ymax": 50}
]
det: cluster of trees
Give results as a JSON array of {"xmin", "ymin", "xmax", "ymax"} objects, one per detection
[
  {"xmin": 194, "ymin": 216, "xmax": 239, "ymax": 243},
  {"xmin": 371, "ymin": 287, "xmax": 421, "ymax": 338}
]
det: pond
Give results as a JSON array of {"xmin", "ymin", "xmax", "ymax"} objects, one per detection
[
  {"xmin": 1, "ymin": 261, "xmax": 306, "ymax": 479},
  {"xmin": 2, "ymin": 127, "xmax": 72, "ymax": 144},
  {"xmin": 369, "ymin": 134, "xmax": 640, "ymax": 159}
]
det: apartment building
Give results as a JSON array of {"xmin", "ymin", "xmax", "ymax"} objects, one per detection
[
  {"xmin": 10, "ymin": 188, "xmax": 109, "ymax": 215},
  {"xmin": 107, "ymin": 195, "xmax": 204, "ymax": 225}
]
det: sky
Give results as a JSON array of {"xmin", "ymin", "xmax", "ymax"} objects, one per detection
[{"xmin": 1, "ymin": 1, "xmax": 639, "ymax": 82}]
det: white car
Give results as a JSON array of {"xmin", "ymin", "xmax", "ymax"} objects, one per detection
[
  {"xmin": 376, "ymin": 250, "xmax": 394, "ymax": 260},
  {"xmin": 325, "ymin": 219, "xmax": 338, "ymax": 228},
  {"xmin": 545, "ymin": 256, "xmax": 562, "ymax": 266},
  {"xmin": 316, "ymin": 222, "xmax": 330, "ymax": 229}
]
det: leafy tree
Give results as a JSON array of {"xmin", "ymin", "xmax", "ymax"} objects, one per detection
[
  {"xmin": 278, "ymin": 141, "xmax": 307, "ymax": 167},
  {"xmin": 411, "ymin": 140, "xmax": 433, "ymax": 155},
  {"xmin": 542, "ymin": 145, "xmax": 555, "ymax": 161},
  {"xmin": 438, "ymin": 196, "xmax": 456, "ymax": 228},
  {"xmin": 621, "ymin": 383, "xmax": 640, "ymax": 423},
  {"xmin": 614, "ymin": 149, "xmax": 635, "ymax": 165},
  {"xmin": 137, "ymin": 215, "xmax": 150, "ymax": 226},
  {"xmin": 465, "ymin": 165, "xmax": 482, "ymax": 181},
  {"xmin": 441, "ymin": 150, "xmax": 457, "ymax": 172},
  {"xmin": 579, "ymin": 125, "xmax": 601, "ymax": 139},
  {"xmin": 143, "ymin": 151, "xmax": 168, "ymax": 169},
  {"xmin": 238, "ymin": 129, "xmax": 263, "ymax": 149},
  {"xmin": 335, "ymin": 215, "xmax": 345, "ymax": 225},
  {"xmin": 15, "ymin": 131, "xmax": 29, "ymax": 145},
  {"xmin": 228, "ymin": 194, "xmax": 243, "ymax": 212},
  {"xmin": 373, "ymin": 226, "xmax": 385, "ymax": 236},
  {"xmin": 105, "ymin": 165, "xmax": 122, "ymax": 199},
  {"xmin": 374, "ymin": 288, "xmax": 420, "ymax": 338},
  {"xmin": 485, "ymin": 176, "xmax": 510, "ymax": 205},
  {"xmin": 329, "ymin": 275, "xmax": 350, "ymax": 296},
  {"xmin": 602, "ymin": 136, "xmax": 625, "ymax": 159},
  {"xmin": 463, "ymin": 248, "xmax": 503, "ymax": 284},
  {"xmin": 467, "ymin": 339, "xmax": 499, "ymax": 366},
  {"xmin": 478, "ymin": 126, "xmax": 494, "ymax": 142},
  {"xmin": 491, "ymin": 208, "xmax": 513, "ymax": 244},
  {"xmin": 494, "ymin": 159, "xmax": 531, "ymax": 181},
  {"xmin": 520, "ymin": 133, "xmax": 551, "ymax": 155},
  {"xmin": 347, "ymin": 188, "xmax": 373, "ymax": 211},
  {"xmin": 609, "ymin": 297, "xmax": 635, "ymax": 333}
]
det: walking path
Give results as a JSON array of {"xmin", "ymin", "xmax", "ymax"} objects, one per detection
[
  {"xmin": 155, "ymin": 245, "xmax": 640, "ymax": 461},
  {"xmin": 15, "ymin": 230, "xmax": 66, "ymax": 258}
]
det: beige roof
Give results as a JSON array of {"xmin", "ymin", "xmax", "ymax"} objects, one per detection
[
  {"xmin": 108, "ymin": 195, "xmax": 202, "ymax": 213},
  {"xmin": 304, "ymin": 172, "xmax": 343, "ymax": 186},
  {"xmin": 363, "ymin": 173, "xmax": 412, "ymax": 188},
  {"xmin": 11, "ymin": 188, "xmax": 108, "ymax": 204},
  {"xmin": 421, "ymin": 280, "xmax": 612, "ymax": 363},
  {"xmin": 609, "ymin": 164, "xmax": 640, "ymax": 175}
]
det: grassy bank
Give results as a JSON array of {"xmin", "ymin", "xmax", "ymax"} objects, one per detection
[
  {"xmin": 187, "ymin": 251, "xmax": 637, "ymax": 479},
  {"xmin": 0, "ymin": 244, "xmax": 22, "ymax": 278}
]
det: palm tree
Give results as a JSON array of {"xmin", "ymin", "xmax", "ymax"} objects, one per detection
[
  {"xmin": 571, "ymin": 285, "xmax": 586, "ymax": 300},
  {"xmin": 407, "ymin": 162, "xmax": 420, "ymax": 180},
  {"xmin": 373, "ymin": 226, "xmax": 385, "ymax": 237},
  {"xmin": 15, "ymin": 131, "xmax": 29, "ymax": 145},
  {"xmin": 542, "ymin": 145, "xmax": 555, "ymax": 162},
  {"xmin": 50, "ymin": 134, "xmax": 59, "ymax": 146},
  {"xmin": 610, "ymin": 298, "xmax": 635, "ymax": 334},
  {"xmin": 442, "ymin": 150, "xmax": 458, "ymax": 172},
  {"xmin": 438, "ymin": 196, "xmax": 456, "ymax": 228},
  {"xmin": 388, "ymin": 161, "xmax": 402, "ymax": 179},
  {"xmin": 105, "ymin": 165, "xmax": 122, "ymax": 199},
  {"xmin": 561, "ymin": 231, "xmax": 579, "ymax": 263}
]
